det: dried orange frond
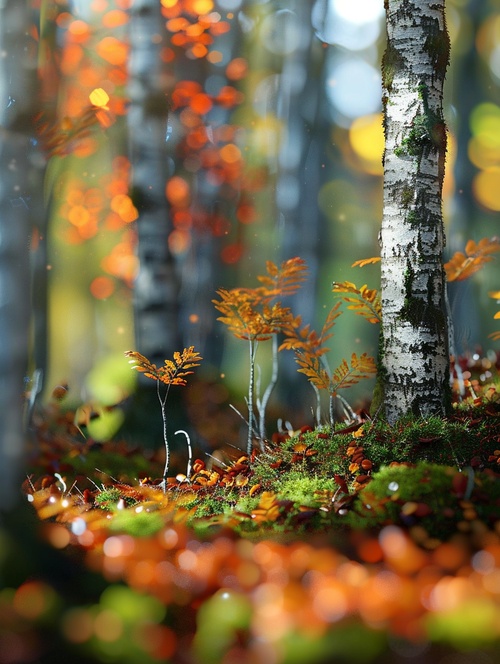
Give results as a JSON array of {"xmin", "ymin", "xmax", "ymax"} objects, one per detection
[
  {"xmin": 256, "ymin": 256, "xmax": 308, "ymax": 301},
  {"xmin": 445, "ymin": 237, "xmax": 500, "ymax": 282},
  {"xmin": 125, "ymin": 347, "xmax": 202, "ymax": 387},
  {"xmin": 295, "ymin": 353, "xmax": 330, "ymax": 391},
  {"xmin": 213, "ymin": 287, "xmax": 293, "ymax": 341},
  {"xmin": 279, "ymin": 303, "xmax": 342, "ymax": 355},
  {"xmin": 351, "ymin": 256, "xmax": 381, "ymax": 268},
  {"xmin": 332, "ymin": 281, "xmax": 381, "ymax": 324},
  {"xmin": 331, "ymin": 353, "xmax": 377, "ymax": 394},
  {"xmin": 125, "ymin": 350, "xmax": 160, "ymax": 381}
]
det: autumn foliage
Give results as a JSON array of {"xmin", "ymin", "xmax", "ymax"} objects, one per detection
[{"xmin": 125, "ymin": 347, "xmax": 202, "ymax": 387}]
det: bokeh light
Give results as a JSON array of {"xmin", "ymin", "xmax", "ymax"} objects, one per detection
[{"xmin": 326, "ymin": 59, "xmax": 382, "ymax": 121}]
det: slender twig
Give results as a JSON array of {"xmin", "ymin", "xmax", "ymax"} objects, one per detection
[
  {"xmin": 247, "ymin": 339, "xmax": 257, "ymax": 455},
  {"xmin": 311, "ymin": 384, "xmax": 322, "ymax": 427},
  {"xmin": 175, "ymin": 429, "xmax": 192, "ymax": 479},
  {"xmin": 336, "ymin": 393, "xmax": 358, "ymax": 424},
  {"xmin": 257, "ymin": 333, "xmax": 279, "ymax": 445},
  {"xmin": 329, "ymin": 394, "xmax": 335, "ymax": 427},
  {"xmin": 158, "ymin": 380, "xmax": 171, "ymax": 491}
]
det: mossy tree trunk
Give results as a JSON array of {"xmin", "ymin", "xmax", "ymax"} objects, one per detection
[
  {"xmin": 380, "ymin": 0, "xmax": 450, "ymax": 423},
  {"xmin": 128, "ymin": 0, "xmax": 180, "ymax": 367}
]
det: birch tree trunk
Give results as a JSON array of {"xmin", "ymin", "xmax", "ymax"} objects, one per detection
[
  {"xmin": 0, "ymin": 0, "xmax": 38, "ymax": 509},
  {"xmin": 128, "ymin": 0, "xmax": 180, "ymax": 366},
  {"xmin": 380, "ymin": 0, "xmax": 450, "ymax": 423}
]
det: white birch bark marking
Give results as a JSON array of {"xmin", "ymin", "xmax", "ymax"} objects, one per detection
[{"xmin": 380, "ymin": 0, "xmax": 450, "ymax": 422}]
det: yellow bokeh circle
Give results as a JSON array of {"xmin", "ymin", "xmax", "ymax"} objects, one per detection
[
  {"xmin": 472, "ymin": 167, "xmax": 500, "ymax": 211},
  {"xmin": 349, "ymin": 114, "xmax": 384, "ymax": 176}
]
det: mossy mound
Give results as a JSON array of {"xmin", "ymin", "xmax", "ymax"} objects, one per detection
[{"xmin": 348, "ymin": 462, "xmax": 500, "ymax": 541}]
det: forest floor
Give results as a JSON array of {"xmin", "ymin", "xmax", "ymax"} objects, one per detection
[{"xmin": 2, "ymin": 352, "xmax": 500, "ymax": 664}]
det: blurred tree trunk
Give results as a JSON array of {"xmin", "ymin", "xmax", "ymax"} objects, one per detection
[
  {"xmin": 128, "ymin": 0, "xmax": 180, "ymax": 366},
  {"xmin": 379, "ymin": 0, "xmax": 450, "ymax": 423},
  {"xmin": 446, "ymin": 0, "xmax": 483, "ymax": 353},
  {"xmin": 0, "ymin": 0, "xmax": 39, "ymax": 510}
]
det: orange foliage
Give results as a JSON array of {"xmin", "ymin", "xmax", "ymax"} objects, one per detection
[
  {"xmin": 60, "ymin": 43, "xmax": 83, "ymax": 76},
  {"xmin": 226, "ymin": 57, "xmax": 248, "ymax": 80},
  {"xmin": 166, "ymin": 176, "xmax": 191, "ymax": 207},
  {"xmin": 67, "ymin": 20, "xmax": 91, "ymax": 44},
  {"xmin": 444, "ymin": 237, "xmax": 500, "ymax": 282},
  {"xmin": 213, "ymin": 258, "xmax": 307, "ymax": 341},
  {"xmin": 101, "ymin": 232, "xmax": 138, "ymax": 285},
  {"xmin": 96, "ymin": 36, "xmax": 129, "ymax": 65},
  {"xmin": 102, "ymin": 9, "xmax": 128, "ymax": 28},
  {"xmin": 90, "ymin": 276, "xmax": 115, "ymax": 299},
  {"xmin": 125, "ymin": 347, "xmax": 202, "ymax": 387},
  {"xmin": 332, "ymin": 281, "xmax": 382, "ymax": 324},
  {"xmin": 37, "ymin": 0, "xmax": 260, "ymax": 279}
]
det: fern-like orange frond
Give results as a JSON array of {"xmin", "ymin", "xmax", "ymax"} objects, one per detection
[
  {"xmin": 124, "ymin": 350, "xmax": 160, "ymax": 381},
  {"xmin": 445, "ymin": 237, "xmax": 500, "ymax": 282},
  {"xmin": 331, "ymin": 353, "xmax": 377, "ymax": 394},
  {"xmin": 295, "ymin": 350, "xmax": 376, "ymax": 396},
  {"xmin": 332, "ymin": 281, "xmax": 381, "ymax": 324},
  {"xmin": 256, "ymin": 256, "xmax": 307, "ymax": 301},
  {"xmin": 279, "ymin": 303, "xmax": 342, "ymax": 355},
  {"xmin": 213, "ymin": 288, "xmax": 292, "ymax": 341},
  {"xmin": 125, "ymin": 347, "xmax": 202, "ymax": 387},
  {"xmin": 294, "ymin": 353, "xmax": 331, "ymax": 391},
  {"xmin": 351, "ymin": 256, "xmax": 381, "ymax": 268}
]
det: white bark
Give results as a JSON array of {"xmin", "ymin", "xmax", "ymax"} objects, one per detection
[
  {"xmin": 128, "ymin": 0, "xmax": 180, "ymax": 366},
  {"xmin": 380, "ymin": 0, "xmax": 450, "ymax": 422}
]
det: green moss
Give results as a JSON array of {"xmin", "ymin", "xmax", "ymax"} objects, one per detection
[
  {"xmin": 400, "ymin": 185, "xmax": 414, "ymax": 207},
  {"xmin": 422, "ymin": 17, "xmax": 450, "ymax": 76},
  {"xmin": 347, "ymin": 461, "xmax": 500, "ymax": 539},
  {"xmin": 406, "ymin": 210, "xmax": 420, "ymax": 226},
  {"xmin": 95, "ymin": 487, "xmax": 137, "ymax": 510},
  {"xmin": 275, "ymin": 473, "xmax": 337, "ymax": 508},
  {"xmin": 357, "ymin": 414, "xmax": 491, "ymax": 469},
  {"xmin": 347, "ymin": 463, "xmax": 456, "ymax": 535},
  {"xmin": 192, "ymin": 487, "xmax": 241, "ymax": 519},
  {"xmin": 381, "ymin": 40, "xmax": 404, "ymax": 93},
  {"xmin": 109, "ymin": 509, "xmax": 164, "ymax": 537}
]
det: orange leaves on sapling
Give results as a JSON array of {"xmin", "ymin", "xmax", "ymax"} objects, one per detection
[
  {"xmin": 332, "ymin": 353, "xmax": 377, "ymax": 393},
  {"xmin": 351, "ymin": 256, "xmax": 381, "ymax": 268},
  {"xmin": 444, "ymin": 237, "xmax": 500, "ymax": 282},
  {"xmin": 125, "ymin": 347, "xmax": 202, "ymax": 387},
  {"xmin": 256, "ymin": 257, "xmax": 308, "ymax": 301},
  {"xmin": 279, "ymin": 302, "xmax": 342, "ymax": 356},
  {"xmin": 295, "ymin": 352, "xmax": 376, "ymax": 397},
  {"xmin": 332, "ymin": 281, "xmax": 381, "ymax": 324},
  {"xmin": 213, "ymin": 288, "xmax": 292, "ymax": 342},
  {"xmin": 213, "ymin": 258, "xmax": 306, "ymax": 341}
]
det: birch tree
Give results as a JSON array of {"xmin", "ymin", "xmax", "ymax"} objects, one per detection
[
  {"xmin": 0, "ymin": 0, "xmax": 38, "ymax": 509},
  {"xmin": 128, "ymin": 0, "xmax": 180, "ymax": 367},
  {"xmin": 379, "ymin": 0, "xmax": 450, "ymax": 423}
]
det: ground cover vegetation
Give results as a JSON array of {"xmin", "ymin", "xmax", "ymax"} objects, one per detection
[{"xmin": 4, "ymin": 252, "xmax": 500, "ymax": 664}]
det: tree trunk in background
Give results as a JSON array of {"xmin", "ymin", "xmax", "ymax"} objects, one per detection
[
  {"xmin": 380, "ymin": 0, "xmax": 450, "ymax": 423},
  {"xmin": 0, "ymin": 0, "xmax": 38, "ymax": 510},
  {"xmin": 446, "ymin": 0, "xmax": 483, "ymax": 353},
  {"xmin": 128, "ymin": 0, "xmax": 180, "ymax": 366}
]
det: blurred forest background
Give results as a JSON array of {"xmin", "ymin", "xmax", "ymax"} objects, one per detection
[{"xmin": 11, "ymin": 0, "xmax": 500, "ymax": 450}]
